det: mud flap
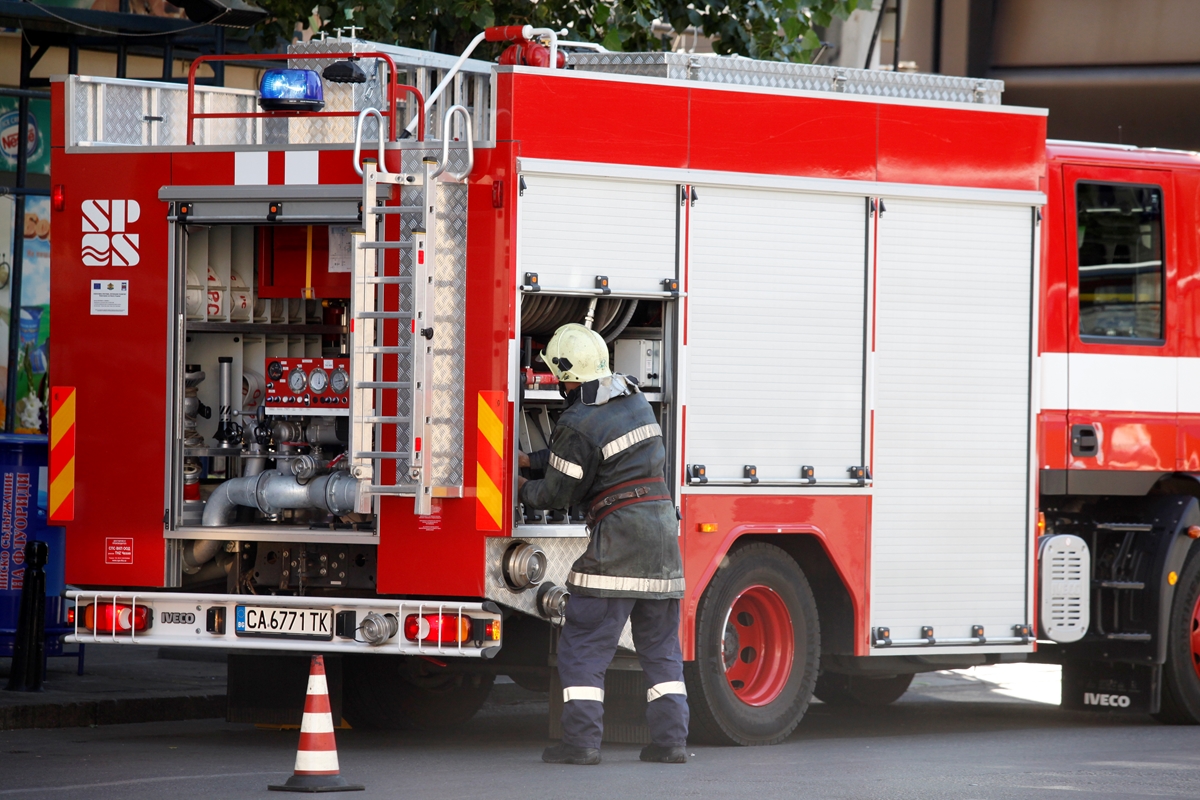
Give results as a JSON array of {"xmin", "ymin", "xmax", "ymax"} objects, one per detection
[{"xmin": 1061, "ymin": 660, "xmax": 1161, "ymax": 714}]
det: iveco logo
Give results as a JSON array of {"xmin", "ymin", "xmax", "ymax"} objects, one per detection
[
  {"xmin": 81, "ymin": 199, "xmax": 140, "ymax": 266},
  {"xmin": 1084, "ymin": 692, "xmax": 1131, "ymax": 708},
  {"xmin": 161, "ymin": 611, "xmax": 196, "ymax": 625}
]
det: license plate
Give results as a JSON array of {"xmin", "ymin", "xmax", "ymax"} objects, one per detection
[{"xmin": 235, "ymin": 606, "xmax": 333, "ymax": 640}]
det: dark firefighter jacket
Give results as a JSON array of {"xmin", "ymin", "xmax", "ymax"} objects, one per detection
[{"xmin": 518, "ymin": 374, "xmax": 684, "ymax": 599}]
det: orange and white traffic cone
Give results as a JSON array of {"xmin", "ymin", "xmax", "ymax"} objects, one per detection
[{"xmin": 269, "ymin": 655, "xmax": 364, "ymax": 793}]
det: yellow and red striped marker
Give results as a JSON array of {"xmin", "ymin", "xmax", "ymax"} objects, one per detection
[
  {"xmin": 49, "ymin": 386, "xmax": 76, "ymax": 523},
  {"xmin": 269, "ymin": 654, "xmax": 362, "ymax": 792},
  {"xmin": 476, "ymin": 390, "xmax": 505, "ymax": 531}
]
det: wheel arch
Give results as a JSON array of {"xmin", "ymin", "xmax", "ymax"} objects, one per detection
[{"xmin": 683, "ymin": 525, "xmax": 861, "ymax": 660}]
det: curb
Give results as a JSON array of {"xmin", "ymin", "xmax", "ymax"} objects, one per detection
[{"xmin": 0, "ymin": 693, "xmax": 226, "ymax": 730}]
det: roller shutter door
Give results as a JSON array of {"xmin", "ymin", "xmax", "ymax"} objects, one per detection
[
  {"xmin": 516, "ymin": 174, "xmax": 677, "ymax": 294},
  {"xmin": 685, "ymin": 187, "xmax": 867, "ymax": 482},
  {"xmin": 870, "ymin": 198, "xmax": 1034, "ymax": 644}
]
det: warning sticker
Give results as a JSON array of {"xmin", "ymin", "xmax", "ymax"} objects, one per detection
[
  {"xmin": 417, "ymin": 502, "xmax": 442, "ymax": 533},
  {"xmin": 328, "ymin": 226, "xmax": 353, "ymax": 273},
  {"xmin": 105, "ymin": 537, "xmax": 134, "ymax": 565},
  {"xmin": 90, "ymin": 279, "xmax": 129, "ymax": 316}
]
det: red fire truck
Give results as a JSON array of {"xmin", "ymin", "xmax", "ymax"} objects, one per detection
[{"xmin": 47, "ymin": 27, "xmax": 1200, "ymax": 743}]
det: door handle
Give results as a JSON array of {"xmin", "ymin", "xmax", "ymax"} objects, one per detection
[{"xmin": 1071, "ymin": 424, "xmax": 1098, "ymax": 457}]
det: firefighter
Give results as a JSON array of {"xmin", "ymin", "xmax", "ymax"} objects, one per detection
[{"xmin": 518, "ymin": 322, "xmax": 688, "ymax": 766}]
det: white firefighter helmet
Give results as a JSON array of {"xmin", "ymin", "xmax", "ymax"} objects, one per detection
[{"xmin": 542, "ymin": 323, "xmax": 611, "ymax": 383}]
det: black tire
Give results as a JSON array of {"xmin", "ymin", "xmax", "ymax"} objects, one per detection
[
  {"xmin": 507, "ymin": 670, "xmax": 552, "ymax": 693},
  {"xmin": 342, "ymin": 655, "xmax": 494, "ymax": 731},
  {"xmin": 684, "ymin": 542, "xmax": 820, "ymax": 746},
  {"xmin": 1155, "ymin": 549, "xmax": 1200, "ymax": 724},
  {"xmin": 813, "ymin": 671, "xmax": 913, "ymax": 707}
]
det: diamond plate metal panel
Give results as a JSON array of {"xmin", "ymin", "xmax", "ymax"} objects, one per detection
[
  {"xmin": 569, "ymin": 52, "xmax": 1004, "ymax": 105},
  {"xmin": 485, "ymin": 536, "xmax": 588, "ymax": 618},
  {"xmin": 72, "ymin": 78, "xmax": 95, "ymax": 145},
  {"xmin": 431, "ymin": 179, "xmax": 468, "ymax": 488},
  {"xmin": 98, "ymin": 83, "xmax": 149, "ymax": 145},
  {"xmin": 483, "ymin": 535, "xmax": 636, "ymax": 650},
  {"xmin": 374, "ymin": 147, "xmax": 467, "ymax": 487}
]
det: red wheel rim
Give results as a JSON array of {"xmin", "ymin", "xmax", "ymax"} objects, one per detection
[
  {"xmin": 722, "ymin": 585, "xmax": 794, "ymax": 706},
  {"xmin": 1190, "ymin": 590, "xmax": 1200, "ymax": 682}
]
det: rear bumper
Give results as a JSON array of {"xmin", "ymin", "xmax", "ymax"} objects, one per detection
[{"xmin": 65, "ymin": 590, "xmax": 502, "ymax": 657}]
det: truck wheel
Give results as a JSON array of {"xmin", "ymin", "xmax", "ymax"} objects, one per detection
[
  {"xmin": 684, "ymin": 542, "xmax": 820, "ymax": 745},
  {"xmin": 1155, "ymin": 551, "xmax": 1200, "ymax": 724},
  {"xmin": 342, "ymin": 655, "xmax": 494, "ymax": 731},
  {"xmin": 813, "ymin": 671, "xmax": 913, "ymax": 707}
]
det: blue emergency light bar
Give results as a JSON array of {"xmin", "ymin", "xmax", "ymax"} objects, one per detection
[{"xmin": 258, "ymin": 69, "xmax": 325, "ymax": 112}]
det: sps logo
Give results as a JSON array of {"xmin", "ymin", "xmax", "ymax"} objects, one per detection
[{"xmin": 81, "ymin": 200, "xmax": 140, "ymax": 266}]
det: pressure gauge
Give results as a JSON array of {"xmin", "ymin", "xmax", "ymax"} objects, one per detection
[
  {"xmin": 309, "ymin": 367, "xmax": 328, "ymax": 395},
  {"xmin": 267, "ymin": 360, "xmax": 284, "ymax": 381},
  {"xmin": 330, "ymin": 368, "xmax": 349, "ymax": 394},
  {"xmin": 287, "ymin": 366, "xmax": 308, "ymax": 394}
]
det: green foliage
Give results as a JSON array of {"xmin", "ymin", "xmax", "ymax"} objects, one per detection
[{"xmin": 251, "ymin": 0, "xmax": 872, "ymax": 64}]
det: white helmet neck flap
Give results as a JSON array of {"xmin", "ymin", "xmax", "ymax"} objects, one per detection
[{"xmin": 542, "ymin": 323, "xmax": 611, "ymax": 383}]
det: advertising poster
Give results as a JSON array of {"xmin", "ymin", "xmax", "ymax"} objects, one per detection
[
  {"xmin": 0, "ymin": 195, "xmax": 50, "ymax": 433},
  {"xmin": 0, "ymin": 91, "xmax": 53, "ymax": 432},
  {"xmin": 0, "ymin": 97, "xmax": 50, "ymax": 177}
]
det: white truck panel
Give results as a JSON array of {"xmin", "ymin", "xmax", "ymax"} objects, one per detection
[
  {"xmin": 684, "ymin": 187, "xmax": 867, "ymax": 482},
  {"xmin": 870, "ymin": 198, "xmax": 1034, "ymax": 646},
  {"xmin": 516, "ymin": 174, "xmax": 677, "ymax": 294}
]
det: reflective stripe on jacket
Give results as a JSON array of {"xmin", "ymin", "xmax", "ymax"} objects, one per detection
[{"xmin": 518, "ymin": 376, "xmax": 684, "ymax": 599}]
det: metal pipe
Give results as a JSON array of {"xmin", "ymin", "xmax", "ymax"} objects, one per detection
[
  {"xmin": 214, "ymin": 356, "xmax": 235, "ymax": 445},
  {"xmin": 404, "ymin": 30, "xmax": 488, "ymax": 137},
  {"xmin": 201, "ymin": 469, "xmax": 360, "ymax": 527},
  {"xmin": 243, "ymin": 443, "xmax": 268, "ymax": 477},
  {"xmin": 4, "ymin": 36, "xmax": 31, "ymax": 433},
  {"xmin": 526, "ymin": 27, "xmax": 561, "ymax": 71},
  {"xmin": 0, "ymin": 87, "xmax": 49, "ymax": 100},
  {"xmin": 864, "ymin": 0, "xmax": 889, "ymax": 70},
  {"xmin": 306, "ymin": 417, "xmax": 346, "ymax": 446},
  {"xmin": 183, "ymin": 539, "xmax": 224, "ymax": 574},
  {"xmin": 183, "ymin": 550, "xmax": 233, "ymax": 583}
]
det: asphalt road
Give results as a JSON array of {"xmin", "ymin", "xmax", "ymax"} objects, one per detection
[{"xmin": 3, "ymin": 665, "xmax": 1200, "ymax": 800}]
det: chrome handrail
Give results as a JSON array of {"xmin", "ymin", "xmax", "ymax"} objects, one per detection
[
  {"xmin": 353, "ymin": 108, "xmax": 388, "ymax": 177},
  {"xmin": 430, "ymin": 105, "xmax": 474, "ymax": 182}
]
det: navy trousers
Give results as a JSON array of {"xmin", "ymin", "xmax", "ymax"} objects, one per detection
[{"xmin": 556, "ymin": 595, "xmax": 689, "ymax": 749}]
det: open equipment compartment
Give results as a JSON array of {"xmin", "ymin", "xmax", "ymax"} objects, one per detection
[
  {"xmin": 162, "ymin": 184, "xmax": 368, "ymax": 592},
  {"xmin": 511, "ymin": 172, "xmax": 685, "ymax": 536}
]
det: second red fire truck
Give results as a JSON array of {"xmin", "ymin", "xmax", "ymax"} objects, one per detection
[{"xmin": 45, "ymin": 26, "xmax": 1200, "ymax": 742}]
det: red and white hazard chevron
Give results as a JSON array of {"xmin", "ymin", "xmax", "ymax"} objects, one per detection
[{"xmin": 268, "ymin": 654, "xmax": 363, "ymax": 793}]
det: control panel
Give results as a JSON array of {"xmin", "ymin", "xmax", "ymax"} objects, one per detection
[{"xmin": 264, "ymin": 357, "xmax": 350, "ymax": 415}]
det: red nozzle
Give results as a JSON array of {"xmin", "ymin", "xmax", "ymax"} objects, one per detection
[{"xmin": 485, "ymin": 25, "xmax": 527, "ymax": 42}]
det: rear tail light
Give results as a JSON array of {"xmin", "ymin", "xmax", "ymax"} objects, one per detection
[
  {"xmin": 66, "ymin": 607, "xmax": 75, "ymax": 625},
  {"xmin": 81, "ymin": 603, "xmax": 152, "ymax": 634},
  {"xmin": 404, "ymin": 613, "xmax": 472, "ymax": 644}
]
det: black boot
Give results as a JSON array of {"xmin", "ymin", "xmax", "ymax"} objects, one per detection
[
  {"xmin": 640, "ymin": 744, "xmax": 688, "ymax": 764},
  {"xmin": 542, "ymin": 743, "xmax": 602, "ymax": 765}
]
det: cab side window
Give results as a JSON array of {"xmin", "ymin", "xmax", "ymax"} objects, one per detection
[{"xmin": 1076, "ymin": 182, "xmax": 1164, "ymax": 342}]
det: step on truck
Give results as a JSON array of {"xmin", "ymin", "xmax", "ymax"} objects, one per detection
[{"xmin": 48, "ymin": 26, "xmax": 1200, "ymax": 740}]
